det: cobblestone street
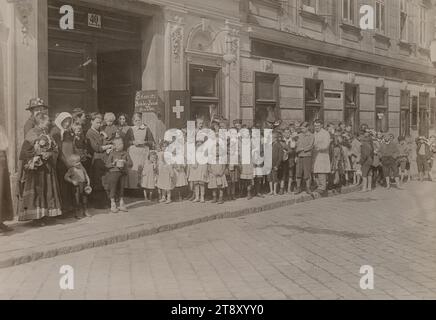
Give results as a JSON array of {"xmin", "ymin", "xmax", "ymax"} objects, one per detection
[{"xmin": 1, "ymin": 181, "xmax": 436, "ymax": 300}]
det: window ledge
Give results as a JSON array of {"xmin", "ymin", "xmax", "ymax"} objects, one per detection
[
  {"xmin": 418, "ymin": 46, "xmax": 430, "ymax": 57},
  {"xmin": 340, "ymin": 22, "xmax": 362, "ymax": 38},
  {"xmin": 373, "ymin": 32, "xmax": 391, "ymax": 46},
  {"xmin": 398, "ymin": 40, "xmax": 415, "ymax": 55},
  {"xmin": 299, "ymin": 8, "xmax": 326, "ymax": 24}
]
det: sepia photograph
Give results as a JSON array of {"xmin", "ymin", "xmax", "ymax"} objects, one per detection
[{"xmin": 0, "ymin": 0, "xmax": 436, "ymax": 304}]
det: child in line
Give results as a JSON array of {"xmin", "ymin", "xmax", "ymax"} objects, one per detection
[
  {"xmin": 64, "ymin": 154, "xmax": 92, "ymax": 219},
  {"xmin": 416, "ymin": 136, "xmax": 432, "ymax": 182},
  {"xmin": 105, "ymin": 137, "xmax": 133, "ymax": 213},
  {"xmin": 140, "ymin": 150, "xmax": 158, "ymax": 202},
  {"xmin": 397, "ymin": 136, "xmax": 410, "ymax": 183},
  {"xmin": 208, "ymin": 153, "xmax": 228, "ymax": 204},
  {"xmin": 156, "ymin": 142, "xmax": 176, "ymax": 204},
  {"xmin": 269, "ymin": 131, "xmax": 284, "ymax": 195},
  {"xmin": 174, "ymin": 163, "xmax": 188, "ymax": 202},
  {"xmin": 188, "ymin": 140, "xmax": 208, "ymax": 203}
]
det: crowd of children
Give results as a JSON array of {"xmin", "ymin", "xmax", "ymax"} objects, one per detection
[{"xmin": 14, "ymin": 103, "xmax": 436, "ymax": 225}]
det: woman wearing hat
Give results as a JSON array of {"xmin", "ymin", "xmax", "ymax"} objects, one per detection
[
  {"xmin": 18, "ymin": 113, "xmax": 62, "ymax": 225},
  {"xmin": 51, "ymin": 112, "xmax": 75, "ymax": 216},
  {"xmin": 0, "ymin": 125, "xmax": 14, "ymax": 233}
]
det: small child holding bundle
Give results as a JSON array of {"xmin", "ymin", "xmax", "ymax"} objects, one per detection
[{"xmin": 64, "ymin": 154, "xmax": 92, "ymax": 219}]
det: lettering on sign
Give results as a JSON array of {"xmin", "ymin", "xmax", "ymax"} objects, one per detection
[
  {"xmin": 135, "ymin": 91, "xmax": 161, "ymax": 113},
  {"xmin": 88, "ymin": 13, "xmax": 102, "ymax": 29}
]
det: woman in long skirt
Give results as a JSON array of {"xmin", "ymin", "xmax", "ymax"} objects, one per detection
[
  {"xmin": 0, "ymin": 125, "xmax": 13, "ymax": 233},
  {"xmin": 86, "ymin": 113, "xmax": 113, "ymax": 209},
  {"xmin": 18, "ymin": 113, "xmax": 62, "ymax": 226},
  {"xmin": 125, "ymin": 113, "xmax": 155, "ymax": 189},
  {"xmin": 51, "ymin": 112, "xmax": 74, "ymax": 216}
]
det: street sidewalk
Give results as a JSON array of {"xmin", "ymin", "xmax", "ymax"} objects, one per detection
[{"xmin": 0, "ymin": 185, "xmax": 361, "ymax": 269}]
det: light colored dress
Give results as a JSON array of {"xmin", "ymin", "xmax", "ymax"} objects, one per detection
[
  {"xmin": 141, "ymin": 159, "xmax": 157, "ymax": 190},
  {"xmin": 174, "ymin": 164, "xmax": 188, "ymax": 187},
  {"xmin": 188, "ymin": 163, "xmax": 208, "ymax": 183},
  {"xmin": 156, "ymin": 154, "xmax": 175, "ymax": 190},
  {"xmin": 207, "ymin": 164, "xmax": 228, "ymax": 189},
  {"xmin": 125, "ymin": 125, "xmax": 154, "ymax": 189}
]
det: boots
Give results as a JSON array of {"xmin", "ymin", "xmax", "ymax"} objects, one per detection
[
  {"xmin": 247, "ymin": 186, "xmax": 253, "ymax": 200},
  {"xmin": 110, "ymin": 200, "xmax": 119, "ymax": 213},
  {"xmin": 211, "ymin": 191, "xmax": 217, "ymax": 203},
  {"xmin": 360, "ymin": 177, "xmax": 367, "ymax": 192},
  {"xmin": 119, "ymin": 198, "xmax": 128, "ymax": 212},
  {"xmin": 218, "ymin": 190, "xmax": 224, "ymax": 204},
  {"xmin": 193, "ymin": 185, "xmax": 200, "ymax": 202}
]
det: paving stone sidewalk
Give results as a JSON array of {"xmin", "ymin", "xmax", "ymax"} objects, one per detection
[{"xmin": 0, "ymin": 186, "xmax": 361, "ymax": 269}]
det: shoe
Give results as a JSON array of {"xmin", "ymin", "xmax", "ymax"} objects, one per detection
[
  {"xmin": 294, "ymin": 188, "xmax": 302, "ymax": 195},
  {"xmin": 118, "ymin": 205, "xmax": 128, "ymax": 212},
  {"xmin": 110, "ymin": 203, "xmax": 119, "ymax": 213},
  {"xmin": 0, "ymin": 223, "xmax": 13, "ymax": 233},
  {"xmin": 279, "ymin": 188, "xmax": 284, "ymax": 195},
  {"xmin": 159, "ymin": 198, "xmax": 166, "ymax": 203},
  {"xmin": 210, "ymin": 196, "xmax": 217, "ymax": 204},
  {"xmin": 193, "ymin": 198, "xmax": 200, "ymax": 203},
  {"xmin": 75, "ymin": 214, "xmax": 83, "ymax": 220},
  {"xmin": 83, "ymin": 210, "xmax": 92, "ymax": 218},
  {"xmin": 165, "ymin": 199, "xmax": 172, "ymax": 204}
]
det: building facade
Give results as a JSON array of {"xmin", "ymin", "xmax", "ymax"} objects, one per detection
[{"xmin": 1, "ymin": 0, "xmax": 436, "ymax": 176}]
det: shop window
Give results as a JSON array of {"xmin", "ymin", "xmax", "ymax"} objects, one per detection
[
  {"xmin": 375, "ymin": 0, "xmax": 385, "ymax": 34},
  {"xmin": 255, "ymin": 73, "xmax": 279, "ymax": 126},
  {"xmin": 344, "ymin": 83, "xmax": 359, "ymax": 134},
  {"xmin": 305, "ymin": 79, "xmax": 323, "ymax": 124},
  {"xmin": 375, "ymin": 87, "xmax": 388, "ymax": 132},
  {"xmin": 190, "ymin": 65, "xmax": 220, "ymax": 123},
  {"xmin": 400, "ymin": 90, "xmax": 410, "ymax": 137}
]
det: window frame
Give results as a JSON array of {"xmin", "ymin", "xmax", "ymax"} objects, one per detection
[
  {"xmin": 399, "ymin": 0, "xmax": 408, "ymax": 42},
  {"xmin": 344, "ymin": 83, "xmax": 360, "ymax": 135},
  {"xmin": 342, "ymin": 0, "xmax": 356, "ymax": 25},
  {"xmin": 254, "ymin": 72, "xmax": 280, "ymax": 124},
  {"xmin": 304, "ymin": 78, "xmax": 324, "ymax": 123},
  {"xmin": 399, "ymin": 90, "xmax": 410, "ymax": 137},
  {"xmin": 375, "ymin": 0, "xmax": 386, "ymax": 34},
  {"xmin": 375, "ymin": 87, "xmax": 389, "ymax": 133},
  {"xmin": 301, "ymin": 0, "xmax": 319, "ymax": 14},
  {"xmin": 418, "ymin": 5, "xmax": 427, "ymax": 47}
]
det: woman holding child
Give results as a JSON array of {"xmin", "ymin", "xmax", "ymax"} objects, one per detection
[{"xmin": 18, "ymin": 113, "xmax": 62, "ymax": 225}]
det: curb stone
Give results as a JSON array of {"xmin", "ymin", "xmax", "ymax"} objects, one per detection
[{"xmin": 0, "ymin": 185, "xmax": 361, "ymax": 269}]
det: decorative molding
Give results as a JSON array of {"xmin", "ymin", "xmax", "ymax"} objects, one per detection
[
  {"xmin": 7, "ymin": 0, "xmax": 32, "ymax": 45},
  {"xmin": 299, "ymin": 8, "xmax": 326, "ymax": 26},
  {"xmin": 171, "ymin": 24, "xmax": 183, "ymax": 62},
  {"xmin": 398, "ymin": 40, "xmax": 414, "ymax": 55},
  {"xmin": 260, "ymin": 59, "xmax": 273, "ymax": 73},
  {"xmin": 309, "ymin": 66, "xmax": 319, "ymax": 79}
]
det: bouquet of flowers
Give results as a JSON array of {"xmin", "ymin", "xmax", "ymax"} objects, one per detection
[{"xmin": 25, "ymin": 134, "xmax": 57, "ymax": 170}]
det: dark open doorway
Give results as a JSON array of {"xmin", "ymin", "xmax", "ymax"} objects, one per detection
[{"xmin": 97, "ymin": 50, "xmax": 141, "ymax": 118}]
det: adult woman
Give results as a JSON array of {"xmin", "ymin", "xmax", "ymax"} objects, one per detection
[
  {"xmin": 86, "ymin": 113, "xmax": 112, "ymax": 208},
  {"xmin": 125, "ymin": 113, "xmax": 155, "ymax": 189},
  {"xmin": 0, "ymin": 125, "xmax": 13, "ymax": 233},
  {"xmin": 51, "ymin": 112, "xmax": 74, "ymax": 215},
  {"xmin": 18, "ymin": 113, "xmax": 62, "ymax": 225}
]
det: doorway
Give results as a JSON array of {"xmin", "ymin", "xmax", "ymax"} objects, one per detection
[
  {"xmin": 97, "ymin": 50, "xmax": 141, "ymax": 117},
  {"xmin": 47, "ymin": 0, "xmax": 143, "ymax": 118}
]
